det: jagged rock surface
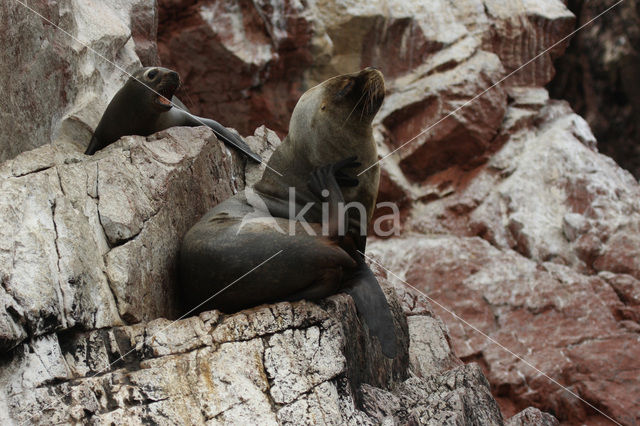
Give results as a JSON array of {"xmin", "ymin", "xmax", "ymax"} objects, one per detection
[
  {"xmin": 549, "ymin": 0, "xmax": 640, "ymax": 178},
  {"xmin": 156, "ymin": 0, "xmax": 573, "ymax": 141},
  {"xmin": 0, "ymin": 0, "xmax": 157, "ymax": 162},
  {"xmin": 368, "ymin": 95, "xmax": 640, "ymax": 424},
  {"xmin": 0, "ymin": 126, "xmax": 242, "ymax": 351},
  {"xmin": 0, "ymin": 279, "xmax": 511, "ymax": 425},
  {"xmin": 4, "ymin": 0, "xmax": 635, "ymax": 424}
]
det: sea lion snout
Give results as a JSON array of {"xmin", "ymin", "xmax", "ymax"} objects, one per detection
[
  {"xmin": 156, "ymin": 69, "xmax": 180, "ymax": 93},
  {"xmin": 359, "ymin": 67, "xmax": 385, "ymax": 112},
  {"xmin": 152, "ymin": 68, "xmax": 180, "ymax": 109},
  {"xmin": 338, "ymin": 67, "xmax": 384, "ymax": 119}
]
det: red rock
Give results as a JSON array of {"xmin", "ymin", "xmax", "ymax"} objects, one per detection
[
  {"xmin": 369, "ymin": 236, "xmax": 640, "ymax": 424},
  {"xmin": 594, "ymin": 229, "xmax": 640, "ymax": 280},
  {"xmin": 506, "ymin": 406, "xmax": 559, "ymax": 425},
  {"xmin": 157, "ymin": 0, "xmax": 313, "ymax": 137}
]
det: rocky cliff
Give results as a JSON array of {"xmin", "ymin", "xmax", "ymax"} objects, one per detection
[
  {"xmin": 1, "ymin": 0, "xmax": 638, "ymax": 424},
  {"xmin": 550, "ymin": 0, "xmax": 640, "ymax": 179},
  {"xmin": 0, "ymin": 119, "xmax": 532, "ymax": 424}
]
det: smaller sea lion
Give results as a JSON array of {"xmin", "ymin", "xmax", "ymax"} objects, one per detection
[{"xmin": 84, "ymin": 67, "xmax": 261, "ymax": 162}]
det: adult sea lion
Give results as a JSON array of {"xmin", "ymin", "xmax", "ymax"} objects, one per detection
[
  {"xmin": 179, "ymin": 68, "xmax": 397, "ymax": 357},
  {"xmin": 84, "ymin": 67, "xmax": 261, "ymax": 162}
]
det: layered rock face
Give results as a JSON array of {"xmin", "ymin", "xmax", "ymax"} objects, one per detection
[
  {"xmin": 155, "ymin": 0, "xmax": 639, "ymax": 423},
  {"xmin": 549, "ymin": 0, "xmax": 640, "ymax": 179},
  {"xmin": 2, "ymin": 0, "xmax": 638, "ymax": 425},
  {"xmin": 0, "ymin": 120, "xmax": 531, "ymax": 424}
]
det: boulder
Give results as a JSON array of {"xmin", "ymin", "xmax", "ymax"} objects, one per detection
[
  {"xmin": 0, "ymin": 0, "xmax": 157, "ymax": 162},
  {"xmin": 0, "ymin": 126, "xmax": 243, "ymax": 351},
  {"xmin": 0, "ymin": 277, "xmax": 512, "ymax": 425}
]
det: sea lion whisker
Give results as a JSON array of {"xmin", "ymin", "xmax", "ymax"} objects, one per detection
[{"xmin": 342, "ymin": 90, "xmax": 367, "ymax": 128}]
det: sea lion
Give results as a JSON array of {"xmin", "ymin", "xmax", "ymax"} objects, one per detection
[
  {"xmin": 179, "ymin": 68, "xmax": 397, "ymax": 357},
  {"xmin": 84, "ymin": 66, "xmax": 261, "ymax": 162}
]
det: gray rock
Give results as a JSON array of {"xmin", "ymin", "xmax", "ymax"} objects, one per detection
[
  {"xmin": 0, "ymin": 126, "xmax": 242, "ymax": 351},
  {"xmin": 506, "ymin": 407, "xmax": 559, "ymax": 426},
  {"xmin": 1, "ymin": 286, "xmax": 520, "ymax": 426}
]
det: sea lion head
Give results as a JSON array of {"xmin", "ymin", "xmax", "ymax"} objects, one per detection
[
  {"xmin": 255, "ymin": 68, "xmax": 384, "ymax": 226},
  {"xmin": 129, "ymin": 66, "xmax": 180, "ymax": 112},
  {"xmin": 288, "ymin": 67, "xmax": 385, "ymax": 145}
]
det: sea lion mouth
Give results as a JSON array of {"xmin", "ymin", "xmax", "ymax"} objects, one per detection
[
  {"xmin": 154, "ymin": 71, "xmax": 180, "ymax": 109},
  {"xmin": 157, "ymin": 95, "xmax": 173, "ymax": 107}
]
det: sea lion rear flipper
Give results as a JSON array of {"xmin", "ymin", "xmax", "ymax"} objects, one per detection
[
  {"xmin": 84, "ymin": 134, "xmax": 101, "ymax": 155},
  {"xmin": 344, "ymin": 258, "xmax": 398, "ymax": 358},
  {"xmin": 191, "ymin": 116, "xmax": 262, "ymax": 163}
]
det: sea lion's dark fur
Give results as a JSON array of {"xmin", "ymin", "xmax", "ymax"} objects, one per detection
[
  {"xmin": 179, "ymin": 68, "xmax": 397, "ymax": 357},
  {"xmin": 84, "ymin": 67, "xmax": 261, "ymax": 162}
]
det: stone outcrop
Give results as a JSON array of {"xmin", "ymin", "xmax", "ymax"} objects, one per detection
[
  {"xmin": 3, "ymin": 0, "xmax": 638, "ymax": 424},
  {"xmin": 0, "ymin": 0, "xmax": 158, "ymax": 163},
  {"xmin": 368, "ymin": 93, "xmax": 640, "ymax": 424},
  {"xmin": 549, "ymin": 0, "xmax": 640, "ymax": 179},
  {"xmin": 1, "ymin": 284, "xmax": 515, "ymax": 425},
  {"xmin": 0, "ymin": 126, "xmax": 244, "ymax": 352}
]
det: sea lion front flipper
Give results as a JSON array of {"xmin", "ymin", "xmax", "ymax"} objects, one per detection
[
  {"xmin": 344, "ymin": 255, "xmax": 398, "ymax": 358},
  {"xmin": 186, "ymin": 114, "xmax": 262, "ymax": 163},
  {"xmin": 307, "ymin": 157, "xmax": 360, "ymax": 239}
]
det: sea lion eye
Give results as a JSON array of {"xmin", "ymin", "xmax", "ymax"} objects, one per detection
[{"xmin": 147, "ymin": 69, "xmax": 158, "ymax": 80}]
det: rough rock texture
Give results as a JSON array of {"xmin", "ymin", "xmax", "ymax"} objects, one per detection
[
  {"xmin": 0, "ymin": 126, "xmax": 242, "ymax": 351},
  {"xmin": 549, "ymin": 0, "xmax": 640, "ymax": 178},
  {"xmin": 368, "ymin": 91, "xmax": 640, "ymax": 424},
  {"xmin": 157, "ymin": 0, "xmax": 574, "ymax": 140},
  {"xmin": 3, "ymin": 0, "xmax": 637, "ymax": 424},
  {"xmin": 0, "ymin": 286, "xmax": 512, "ymax": 425},
  {"xmin": 0, "ymin": 0, "xmax": 158, "ymax": 163},
  {"xmin": 157, "ymin": 0, "xmax": 314, "ymax": 136},
  {"xmin": 506, "ymin": 407, "xmax": 560, "ymax": 426}
]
